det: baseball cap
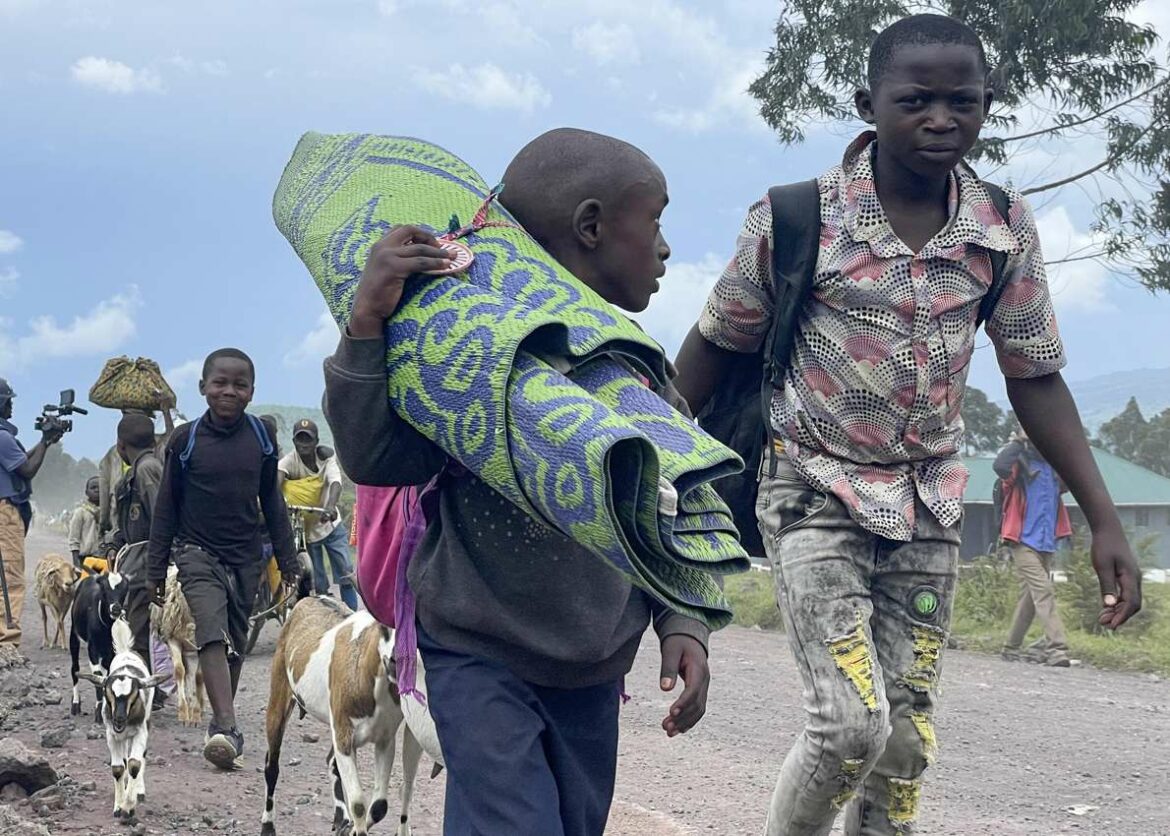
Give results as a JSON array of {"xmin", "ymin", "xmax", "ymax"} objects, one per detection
[
  {"xmin": 0, "ymin": 378, "xmax": 14, "ymax": 405},
  {"xmin": 293, "ymin": 418, "xmax": 319, "ymax": 441}
]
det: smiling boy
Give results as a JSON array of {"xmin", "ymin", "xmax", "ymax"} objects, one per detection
[
  {"xmin": 147, "ymin": 348, "xmax": 298, "ymax": 770},
  {"xmin": 675, "ymin": 14, "xmax": 1141, "ymax": 835}
]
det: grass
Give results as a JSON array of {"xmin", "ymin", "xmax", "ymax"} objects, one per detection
[{"xmin": 724, "ymin": 542, "xmax": 1170, "ymax": 677}]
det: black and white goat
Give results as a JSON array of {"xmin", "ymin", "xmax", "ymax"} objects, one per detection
[
  {"xmin": 70, "ymin": 571, "xmax": 130, "ymax": 722},
  {"xmin": 78, "ymin": 616, "xmax": 167, "ymax": 819},
  {"xmin": 261, "ymin": 596, "xmax": 443, "ymax": 836}
]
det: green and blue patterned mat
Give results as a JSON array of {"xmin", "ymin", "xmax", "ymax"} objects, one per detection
[{"xmin": 273, "ymin": 132, "xmax": 749, "ymax": 628}]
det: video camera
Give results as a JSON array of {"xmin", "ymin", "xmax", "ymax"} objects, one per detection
[{"xmin": 35, "ymin": 389, "xmax": 87, "ymax": 436}]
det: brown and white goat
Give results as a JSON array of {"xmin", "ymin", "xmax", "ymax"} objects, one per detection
[
  {"xmin": 33, "ymin": 553, "xmax": 81, "ymax": 649},
  {"xmin": 261, "ymin": 596, "xmax": 443, "ymax": 836},
  {"xmin": 150, "ymin": 565, "xmax": 203, "ymax": 726}
]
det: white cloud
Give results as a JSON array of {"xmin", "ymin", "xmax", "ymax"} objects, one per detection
[
  {"xmin": 632, "ymin": 254, "xmax": 725, "ymax": 356},
  {"xmin": 0, "ymin": 230, "xmax": 22, "ymax": 254},
  {"xmin": 1034, "ymin": 206, "xmax": 1114, "ymax": 314},
  {"xmin": 0, "ymin": 267, "xmax": 17, "ymax": 296},
  {"xmin": 572, "ymin": 21, "xmax": 640, "ymax": 66},
  {"xmin": 71, "ymin": 56, "xmax": 162, "ymax": 94},
  {"xmin": 376, "ymin": 0, "xmax": 397, "ymax": 14},
  {"xmin": 413, "ymin": 62, "xmax": 550, "ymax": 112},
  {"xmin": 163, "ymin": 358, "xmax": 204, "ymax": 417},
  {"xmin": 0, "ymin": 288, "xmax": 141, "ymax": 370},
  {"xmin": 284, "ymin": 309, "xmax": 341, "ymax": 368},
  {"xmin": 654, "ymin": 61, "xmax": 763, "ymax": 133},
  {"xmin": 168, "ymin": 54, "xmax": 229, "ymax": 77}
]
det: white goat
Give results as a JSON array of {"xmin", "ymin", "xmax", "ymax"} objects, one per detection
[
  {"xmin": 78, "ymin": 617, "xmax": 166, "ymax": 820},
  {"xmin": 150, "ymin": 564, "xmax": 203, "ymax": 726},
  {"xmin": 261, "ymin": 596, "xmax": 443, "ymax": 836},
  {"xmin": 33, "ymin": 553, "xmax": 81, "ymax": 649}
]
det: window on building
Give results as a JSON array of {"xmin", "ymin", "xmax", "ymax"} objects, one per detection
[{"xmin": 1135, "ymin": 508, "xmax": 1150, "ymax": 528}]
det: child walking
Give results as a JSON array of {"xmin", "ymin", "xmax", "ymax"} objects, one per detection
[
  {"xmin": 68, "ymin": 476, "xmax": 102, "ymax": 569},
  {"xmin": 147, "ymin": 348, "xmax": 298, "ymax": 769},
  {"xmin": 325, "ymin": 128, "xmax": 712, "ymax": 835},
  {"xmin": 675, "ymin": 14, "xmax": 1141, "ymax": 835}
]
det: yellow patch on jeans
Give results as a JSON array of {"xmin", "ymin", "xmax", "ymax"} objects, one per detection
[
  {"xmin": 910, "ymin": 711, "xmax": 938, "ymax": 765},
  {"xmin": 831, "ymin": 757, "xmax": 867, "ymax": 808},
  {"xmin": 887, "ymin": 777, "xmax": 922, "ymax": 829},
  {"xmin": 825, "ymin": 613, "xmax": 878, "ymax": 712},
  {"xmin": 901, "ymin": 625, "xmax": 945, "ymax": 693}
]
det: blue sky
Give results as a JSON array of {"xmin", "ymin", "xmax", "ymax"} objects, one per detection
[{"xmin": 2, "ymin": 0, "xmax": 1168, "ymax": 460}]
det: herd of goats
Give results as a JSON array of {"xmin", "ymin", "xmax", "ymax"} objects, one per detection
[{"xmin": 30, "ymin": 551, "xmax": 444, "ymax": 836}]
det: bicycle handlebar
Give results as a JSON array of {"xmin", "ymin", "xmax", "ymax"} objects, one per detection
[{"xmin": 288, "ymin": 504, "xmax": 329, "ymax": 514}]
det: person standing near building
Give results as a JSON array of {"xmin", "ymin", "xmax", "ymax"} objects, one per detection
[
  {"xmin": 277, "ymin": 419, "xmax": 358, "ymax": 610},
  {"xmin": 995, "ymin": 429, "xmax": 1074, "ymax": 667}
]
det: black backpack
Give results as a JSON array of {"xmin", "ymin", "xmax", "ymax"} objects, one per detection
[{"xmin": 696, "ymin": 179, "xmax": 1014, "ymax": 556}]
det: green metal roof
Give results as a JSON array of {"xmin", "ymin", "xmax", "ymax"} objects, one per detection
[{"xmin": 964, "ymin": 448, "xmax": 1170, "ymax": 507}]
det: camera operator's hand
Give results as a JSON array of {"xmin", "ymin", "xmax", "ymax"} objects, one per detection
[{"xmin": 41, "ymin": 426, "xmax": 65, "ymax": 446}]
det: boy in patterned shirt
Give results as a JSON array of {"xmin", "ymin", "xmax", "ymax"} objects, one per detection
[{"xmin": 675, "ymin": 14, "xmax": 1141, "ymax": 836}]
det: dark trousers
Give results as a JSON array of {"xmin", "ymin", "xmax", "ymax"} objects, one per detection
[
  {"xmin": 125, "ymin": 582, "xmax": 152, "ymax": 671},
  {"xmin": 416, "ymin": 628, "xmax": 620, "ymax": 836}
]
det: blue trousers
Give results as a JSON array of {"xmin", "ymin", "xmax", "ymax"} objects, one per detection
[
  {"xmin": 307, "ymin": 523, "xmax": 359, "ymax": 611},
  {"xmin": 417, "ymin": 628, "xmax": 620, "ymax": 836}
]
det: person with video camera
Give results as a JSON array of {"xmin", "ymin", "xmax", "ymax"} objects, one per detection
[{"xmin": 0, "ymin": 378, "xmax": 67, "ymax": 647}]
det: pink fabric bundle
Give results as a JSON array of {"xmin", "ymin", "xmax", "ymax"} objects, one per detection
[{"xmin": 353, "ymin": 484, "xmax": 417, "ymax": 628}]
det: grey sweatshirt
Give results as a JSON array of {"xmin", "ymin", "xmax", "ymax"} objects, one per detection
[{"xmin": 323, "ymin": 332, "xmax": 710, "ymax": 688}]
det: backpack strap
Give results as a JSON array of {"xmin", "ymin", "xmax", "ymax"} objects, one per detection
[
  {"xmin": 178, "ymin": 416, "xmax": 203, "ymax": 473},
  {"xmin": 178, "ymin": 413, "xmax": 274, "ymax": 473},
  {"xmin": 760, "ymin": 180, "xmax": 821, "ymax": 474},
  {"xmin": 977, "ymin": 182, "xmax": 1014, "ymax": 328}
]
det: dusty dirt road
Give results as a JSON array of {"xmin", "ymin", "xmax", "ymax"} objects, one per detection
[{"xmin": 3, "ymin": 527, "xmax": 1169, "ymax": 835}]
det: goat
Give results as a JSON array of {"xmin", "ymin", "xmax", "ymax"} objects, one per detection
[
  {"xmin": 150, "ymin": 564, "xmax": 204, "ymax": 726},
  {"xmin": 261, "ymin": 596, "xmax": 444, "ymax": 836},
  {"xmin": 70, "ymin": 571, "xmax": 130, "ymax": 723},
  {"xmin": 33, "ymin": 553, "xmax": 81, "ymax": 649},
  {"xmin": 78, "ymin": 617, "xmax": 166, "ymax": 820}
]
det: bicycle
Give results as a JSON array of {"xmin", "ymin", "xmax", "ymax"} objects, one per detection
[{"xmin": 244, "ymin": 504, "xmax": 324, "ymax": 656}]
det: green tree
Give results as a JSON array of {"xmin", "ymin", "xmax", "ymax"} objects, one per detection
[
  {"xmin": 960, "ymin": 386, "xmax": 1009, "ymax": 453},
  {"xmin": 1097, "ymin": 396, "xmax": 1149, "ymax": 462},
  {"xmin": 749, "ymin": 0, "xmax": 1170, "ymax": 290}
]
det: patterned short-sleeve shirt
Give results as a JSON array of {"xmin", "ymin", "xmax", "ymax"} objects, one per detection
[{"xmin": 700, "ymin": 132, "xmax": 1066, "ymax": 541}]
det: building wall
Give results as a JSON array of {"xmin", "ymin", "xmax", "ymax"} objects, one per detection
[{"xmin": 960, "ymin": 503, "xmax": 1170, "ymax": 568}]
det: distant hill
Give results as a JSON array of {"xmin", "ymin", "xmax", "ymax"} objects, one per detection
[
  {"xmin": 995, "ymin": 368, "xmax": 1170, "ymax": 431},
  {"xmin": 250, "ymin": 403, "xmax": 333, "ymax": 453},
  {"xmin": 1066, "ymin": 368, "xmax": 1170, "ymax": 429}
]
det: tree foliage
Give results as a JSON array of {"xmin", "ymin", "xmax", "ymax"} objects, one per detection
[
  {"xmin": 750, "ymin": 0, "xmax": 1170, "ymax": 290},
  {"xmin": 1096, "ymin": 396, "xmax": 1170, "ymax": 476},
  {"xmin": 960, "ymin": 385, "xmax": 1011, "ymax": 453}
]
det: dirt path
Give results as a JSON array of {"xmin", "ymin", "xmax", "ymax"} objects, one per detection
[{"xmin": 5, "ymin": 528, "xmax": 1169, "ymax": 835}]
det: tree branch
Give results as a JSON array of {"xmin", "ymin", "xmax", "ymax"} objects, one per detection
[
  {"xmin": 999, "ymin": 78, "xmax": 1167, "ymax": 145},
  {"xmin": 1020, "ymin": 121, "xmax": 1156, "ymax": 196},
  {"xmin": 1045, "ymin": 251, "xmax": 1108, "ymax": 266}
]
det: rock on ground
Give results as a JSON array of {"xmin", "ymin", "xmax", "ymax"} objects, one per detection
[{"xmin": 0, "ymin": 738, "xmax": 58, "ymax": 795}]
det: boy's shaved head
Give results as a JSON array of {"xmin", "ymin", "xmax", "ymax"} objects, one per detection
[
  {"xmin": 867, "ymin": 14, "xmax": 987, "ymax": 90},
  {"xmin": 117, "ymin": 413, "xmax": 156, "ymax": 449},
  {"xmin": 500, "ymin": 128, "xmax": 663, "ymax": 249},
  {"xmin": 202, "ymin": 347, "xmax": 255, "ymax": 381}
]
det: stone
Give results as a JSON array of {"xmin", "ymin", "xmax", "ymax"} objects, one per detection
[
  {"xmin": 0, "ymin": 804, "xmax": 53, "ymax": 836},
  {"xmin": 39, "ymin": 727, "xmax": 70, "ymax": 750},
  {"xmin": 0, "ymin": 739, "xmax": 58, "ymax": 794},
  {"xmin": 301, "ymin": 732, "xmax": 320, "ymax": 744}
]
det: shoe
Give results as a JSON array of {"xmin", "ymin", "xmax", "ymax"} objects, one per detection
[
  {"xmin": 1045, "ymin": 654, "xmax": 1074, "ymax": 668},
  {"xmin": 203, "ymin": 724, "xmax": 244, "ymax": 770},
  {"xmin": 151, "ymin": 690, "xmax": 168, "ymax": 712},
  {"xmin": 1000, "ymin": 648, "xmax": 1023, "ymax": 662}
]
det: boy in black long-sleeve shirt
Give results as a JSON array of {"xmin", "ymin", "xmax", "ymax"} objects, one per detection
[{"xmin": 147, "ymin": 348, "xmax": 297, "ymax": 770}]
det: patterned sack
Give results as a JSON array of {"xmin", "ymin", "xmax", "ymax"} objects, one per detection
[
  {"xmin": 89, "ymin": 357, "xmax": 176, "ymax": 410},
  {"xmin": 273, "ymin": 133, "xmax": 750, "ymax": 629}
]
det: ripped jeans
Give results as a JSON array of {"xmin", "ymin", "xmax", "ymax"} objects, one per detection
[{"xmin": 760, "ymin": 456, "xmax": 959, "ymax": 836}]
